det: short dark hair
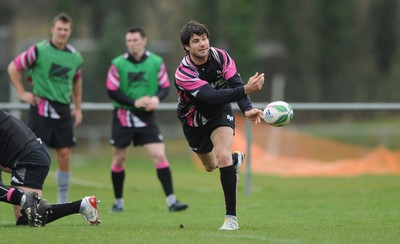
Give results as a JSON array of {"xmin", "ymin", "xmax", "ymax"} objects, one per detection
[
  {"xmin": 126, "ymin": 26, "xmax": 146, "ymax": 38},
  {"xmin": 180, "ymin": 20, "xmax": 210, "ymax": 48},
  {"xmin": 52, "ymin": 13, "xmax": 73, "ymax": 27}
]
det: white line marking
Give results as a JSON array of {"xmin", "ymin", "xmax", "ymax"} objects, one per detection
[
  {"xmin": 207, "ymin": 233, "xmax": 303, "ymax": 243},
  {"xmin": 47, "ymin": 171, "xmax": 112, "ymax": 189}
]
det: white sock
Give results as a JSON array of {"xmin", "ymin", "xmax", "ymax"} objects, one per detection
[
  {"xmin": 57, "ymin": 171, "xmax": 70, "ymax": 203},
  {"xmin": 166, "ymin": 194, "xmax": 177, "ymax": 207},
  {"xmin": 114, "ymin": 198, "xmax": 124, "ymax": 208},
  {"xmin": 225, "ymin": 215, "xmax": 237, "ymax": 221}
]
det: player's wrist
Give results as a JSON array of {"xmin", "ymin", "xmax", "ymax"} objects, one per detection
[{"xmin": 243, "ymin": 86, "xmax": 249, "ymax": 94}]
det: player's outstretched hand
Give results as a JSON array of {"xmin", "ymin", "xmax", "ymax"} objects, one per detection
[
  {"xmin": 244, "ymin": 72, "xmax": 265, "ymax": 94},
  {"xmin": 245, "ymin": 108, "xmax": 264, "ymax": 124}
]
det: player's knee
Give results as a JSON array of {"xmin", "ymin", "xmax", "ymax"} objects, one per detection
[
  {"xmin": 112, "ymin": 154, "xmax": 126, "ymax": 165},
  {"xmin": 56, "ymin": 148, "xmax": 71, "ymax": 164},
  {"xmin": 203, "ymin": 162, "xmax": 218, "ymax": 172},
  {"xmin": 216, "ymin": 152, "xmax": 231, "ymax": 167},
  {"xmin": 205, "ymin": 166, "xmax": 215, "ymax": 172},
  {"xmin": 113, "ymin": 159, "xmax": 125, "ymax": 166},
  {"xmin": 150, "ymin": 151, "xmax": 165, "ymax": 163}
]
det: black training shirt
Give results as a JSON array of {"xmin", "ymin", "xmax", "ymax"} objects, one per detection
[{"xmin": 0, "ymin": 109, "xmax": 41, "ymax": 168}]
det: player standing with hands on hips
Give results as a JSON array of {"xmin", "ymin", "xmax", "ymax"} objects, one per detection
[
  {"xmin": 106, "ymin": 26, "xmax": 188, "ymax": 212},
  {"xmin": 8, "ymin": 13, "xmax": 83, "ymax": 203},
  {"xmin": 175, "ymin": 20, "xmax": 265, "ymax": 230}
]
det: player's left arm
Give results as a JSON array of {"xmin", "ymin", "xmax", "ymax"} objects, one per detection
[
  {"xmin": 146, "ymin": 62, "xmax": 170, "ymax": 111},
  {"xmin": 72, "ymin": 70, "xmax": 83, "ymax": 127}
]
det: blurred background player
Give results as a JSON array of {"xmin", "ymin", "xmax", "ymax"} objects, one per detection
[
  {"xmin": 106, "ymin": 26, "xmax": 188, "ymax": 212},
  {"xmin": 175, "ymin": 20, "xmax": 265, "ymax": 230},
  {"xmin": 0, "ymin": 108, "xmax": 100, "ymax": 226},
  {"xmin": 8, "ymin": 12, "xmax": 83, "ymax": 203}
]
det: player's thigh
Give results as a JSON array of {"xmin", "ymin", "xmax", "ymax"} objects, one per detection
[
  {"xmin": 183, "ymin": 124, "xmax": 213, "ymax": 154},
  {"xmin": 111, "ymin": 120, "xmax": 135, "ymax": 148},
  {"xmin": 210, "ymin": 126, "xmax": 234, "ymax": 152},
  {"xmin": 11, "ymin": 145, "xmax": 50, "ymax": 190}
]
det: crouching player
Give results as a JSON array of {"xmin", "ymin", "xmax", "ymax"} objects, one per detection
[{"xmin": 0, "ymin": 108, "xmax": 100, "ymax": 226}]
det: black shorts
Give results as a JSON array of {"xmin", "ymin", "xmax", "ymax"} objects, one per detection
[
  {"xmin": 11, "ymin": 144, "xmax": 51, "ymax": 190},
  {"xmin": 28, "ymin": 108, "xmax": 76, "ymax": 148},
  {"xmin": 182, "ymin": 108, "xmax": 235, "ymax": 154},
  {"xmin": 111, "ymin": 114, "xmax": 164, "ymax": 148}
]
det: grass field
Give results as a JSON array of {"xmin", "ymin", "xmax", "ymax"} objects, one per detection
[{"xmin": 1, "ymin": 139, "xmax": 399, "ymax": 243}]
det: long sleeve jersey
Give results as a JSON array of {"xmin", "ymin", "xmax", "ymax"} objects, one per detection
[
  {"xmin": 0, "ymin": 109, "xmax": 42, "ymax": 168},
  {"xmin": 174, "ymin": 47, "xmax": 253, "ymax": 127},
  {"xmin": 106, "ymin": 51, "xmax": 170, "ymax": 126}
]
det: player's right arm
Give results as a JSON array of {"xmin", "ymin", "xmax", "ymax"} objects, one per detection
[
  {"xmin": 8, "ymin": 45, "xmax": 37, "ymax": 105},
  {"xmin": 175, "ymin": 67, "xmax": 260, "ymax": 106}
]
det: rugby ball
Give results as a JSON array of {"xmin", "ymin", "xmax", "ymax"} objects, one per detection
[{"xmin": 263, "ymin": 101, "xmax": 293, "ymax": 127}]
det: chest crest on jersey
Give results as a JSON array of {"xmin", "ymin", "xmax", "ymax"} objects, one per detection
[
  {"xmin": 211, "ymin": 78, "xmax": 227, "ymax": 88},
  {"xmin": 209, "ymin": 70, "xmax": 225, "ymax": 88}
]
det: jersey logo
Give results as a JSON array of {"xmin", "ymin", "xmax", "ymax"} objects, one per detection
[
  {"xmin": 216, "ymin": 70, "xmax": 222, "ymax": 79},
  {"xmin": 226, "ymin": 114, "xmax": 234, "ymax": 122},
  {"xmin": 49, "ymin": 63, "xmax": 71, "ymax": 84},
  {"xmin": 210, "ymin": 78, "xmax": 227, "ymax": 89},
  {"xmin": 128, "ymin": 72, "xmax": 145, "ymax": 82},
  {"xmin": 127, "ymin": 72, "xmax": 148, "ymax": 89}
]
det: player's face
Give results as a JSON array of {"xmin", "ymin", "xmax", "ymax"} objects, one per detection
[
  {"xmin": 50, "ymin": 21, "xmax": 72, "ymax": 48},
  {"xmin": 185, "ymin": 34, "xmax": 209, "ymax": 65},
  {"xmin": 126, "ymin": 32, "xmax": 147, "ymax": 57}
]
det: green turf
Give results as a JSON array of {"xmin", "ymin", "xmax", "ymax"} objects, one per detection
[{"xmin": 1, "ymin": 141, "xmax": 399, "ymax": 243}]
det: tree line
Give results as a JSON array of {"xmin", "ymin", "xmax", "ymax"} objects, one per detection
[{"xmin": 1, "ymin": 0, "xmax": 399, "ymax": 105}]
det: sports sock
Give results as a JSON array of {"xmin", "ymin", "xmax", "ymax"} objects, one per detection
[
  {"xmin": 225, "ymin": 215, "xmax": 237, "ymax": 222},
  {"xmin": 111, "ymin": 169, "xmax": 125, "ymax": 199},
  {"xmin": 166, "ymin": 194, "xmax": 177, "ymax": 207},
  {"xmin": 57, "ymin": 171, "xmax": 70, "ymax": 203},
  {"xmin": 0, "ymin": 186, "xmax": 24, "ymax": 205},
  {"xmin": 11, "ymin": 188, "xmax": 25, "ymax": 206},
  {"xmin": 44, "ymin": 200, "xmax": 81, "ymax": 224},
  {"xmin": 157, "ymin": 167, "xmax": 173, "ymax": 196},
  {"xmin": 114, "ymin": 198, "xmax": 124, "ymax": 208},
  {"xmin": 0, "ymin": 184, "xmax": 11, "ymax": 203},
  {"xmin": 219, "ymin": 165, "xmax": 237, "ymax": 216}
]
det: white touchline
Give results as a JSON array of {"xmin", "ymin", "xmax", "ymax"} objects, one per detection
[{"xmin": 48, "ymin": 171, "xmax": 112, "ymax": 189}]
